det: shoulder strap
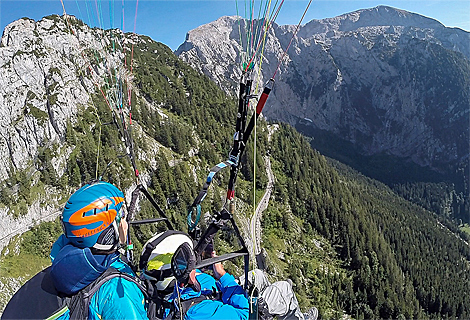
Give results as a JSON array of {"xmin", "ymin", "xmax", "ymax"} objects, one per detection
[
  {"xmin": 171, "ymin": 295, "xmax": 209, "ymax": 320},
  {"xmin": 167, "ymin": 290, "xmax": 225, "ymax": 320},
  {"xmin": 82, "ymin": 268, "xmax": 149, "ymax": 300},
  {"xmin": 68, "ymin": 267, "xmax": 150, "ymax": 320}
]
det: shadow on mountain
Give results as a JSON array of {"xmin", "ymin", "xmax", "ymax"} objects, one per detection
[{"xmin": 295, "ymin": 121, "xmax": 448, "ymax": 185}]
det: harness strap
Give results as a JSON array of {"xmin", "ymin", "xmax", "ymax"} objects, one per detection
[
  {"xmin": 68, "ymin": 267, "xmax": 150, "ymax": 320},
  {"xmin": 174, "ymin": 295, "xmax": 209, "ymax": 319},
  {"xmin": 187, "ymin": 160, "xmax": 235, "ymax": 233},
  {"xmin": 166, "ymin": 290, "xmax": 223, "ymax": 320}
]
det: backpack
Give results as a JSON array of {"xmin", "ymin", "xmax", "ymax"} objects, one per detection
[{"xmin": 1, "ymin": 267, "xmax": 150, "ymax": 320}]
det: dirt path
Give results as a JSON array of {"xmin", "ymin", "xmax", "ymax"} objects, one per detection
[
  {"xmin": 249, "ymin": 124, "xmax": 278, "ymax": 261},
  {"xmin": 250, "ymin": 155, "xmax": 274, "ymax": 257}
]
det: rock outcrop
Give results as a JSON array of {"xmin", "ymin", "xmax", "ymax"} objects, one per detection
[{"xmin": 0, "ymin": 15, "xmax": 126, "ymax": 250}]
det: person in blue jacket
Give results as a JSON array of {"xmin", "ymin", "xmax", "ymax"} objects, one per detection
[
  {"xmin": 49, "ymin": 181, "xmax": 148, "ymax": 320},
  {"xmin": 164, "ymin": 244, "xmax": 249, "ymax": 320}
]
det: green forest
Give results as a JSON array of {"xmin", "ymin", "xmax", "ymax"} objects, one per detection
[{"xmin": 1, "ymin": 28, "xmax": 469, "ymax": 319}]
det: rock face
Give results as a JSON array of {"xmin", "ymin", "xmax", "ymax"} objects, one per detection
[
  {"xmin": 176, "ymin": 6, "xmax": 470, "ymax": 172},
  {"xmin": 0, "ymin": 15, "xmax": 125, "ymax": 250},
  {"xmin": 0, "ymin": 16, "xmax": 123, "ymax": 180}
]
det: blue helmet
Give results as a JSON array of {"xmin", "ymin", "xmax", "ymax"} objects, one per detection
[{"xmin": 61, "ymin": 181, "xmax": 125, "ymax": 250}]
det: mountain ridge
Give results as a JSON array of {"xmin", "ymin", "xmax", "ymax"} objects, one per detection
[
  {"xmin": 0, "ymin": 12, "xmax": 470, "ymax": 319},
  {"xmin": 302, "ymin": 5, "xmax": 445, "ymax": 33},
  {"xmin": 176, "ymin": 5, "xmax": 470, "ymax": 221},
  {"xmin": 176, "ymin": 5, "xmax": 470, "ymax": 165}
]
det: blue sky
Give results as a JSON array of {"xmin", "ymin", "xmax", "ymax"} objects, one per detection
[{"xmin": 1, "ymin": 1, "xmax": 469, "ymax": 51}]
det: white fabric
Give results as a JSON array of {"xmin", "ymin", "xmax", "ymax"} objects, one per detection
[
  {"xmin": 261, "ymin": 281, "xmax": 304, "ymax": 320},
  {"xmin": 239, "ymin": 269, "xmax": 271, "ymax": 292},
  {"xmin": 242, "ymin": 269, "xmax": 305, "ymax": 320}
]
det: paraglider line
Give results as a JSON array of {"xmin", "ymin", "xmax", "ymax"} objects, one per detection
[{"xmin": 272, "ymin": 0, "xmax": 312, "ymax": 79}]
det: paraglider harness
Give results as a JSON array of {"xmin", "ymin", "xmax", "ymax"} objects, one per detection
[
  {"xmin": 128, "ymin": 73, "xmax": 275, "ymax": 319},
  {"xmin": 1, "ymin": 266, "xmax": 152, "ymax": 320},
  {"xmin": 160, "ymin": 242, "xmax": 221, "ymax": 320},
  {"xmin": 1, "ymin": 0, "xmax": 318, "ymax": 317}
]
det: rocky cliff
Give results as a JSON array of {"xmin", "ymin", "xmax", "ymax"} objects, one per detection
[
  {"xmin": 176, "ymin": 6, "xmax": 470, "ymax": 174},
  {"xmin": 2, "ymin": 12, "xmax": 470, "ymax": 319},
  {"xmin": 0, "ymin": 15, "xmax": 127, "ymax": 249}
]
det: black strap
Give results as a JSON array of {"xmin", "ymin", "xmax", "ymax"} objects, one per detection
[
  {"xmin": 139, "ymin": 185, "xmax": 174, "ymax": 230},
  {"xmin": 68, "ymin": 267, "xmax": 150, "ymax": 320},
  {"xmin": 190, "ymin": 160, "xmax": 235, "ymax": 208},
  {"xmin": 144, "ymin": 267, "xmax": 173, "ymax": 282},
  {"xmin": 227, "ymin": 78, "xmax": 274, "ymax": 200},
  {"xmin": 81, "ymin": 268, "xmax": 148, "ymax": 300},
  {"xmin": 170, "ymin": 290, "xmax": 224, "ymax": 320},
  {"xmin": 174, "ymin": 295, "xmax": 209, "ymax": 319},
  {"xmin": 187, "ymin": 160, "xmax": 235, "ymax": 235},
  {"xmin": 194, "ymin": 250, "xmax": 248, "ymax": 270}
]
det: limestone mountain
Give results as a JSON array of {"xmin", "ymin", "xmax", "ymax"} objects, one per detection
[
  {"xmin": 0, "ymin": 15, "xmax": 127, "ymax": 249},
  {"xmin": 1, "ymin": 13, "xmax": 470, "ymax": 320},
  {"xmin": 176, "ymin": 6, "xmax": 470, "ymax": 220}
]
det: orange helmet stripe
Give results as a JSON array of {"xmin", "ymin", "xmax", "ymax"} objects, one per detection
[
  {"xmin": 111, "ymin": 196, "xmax": 125, "ymax": 206},
  {"xmin": 68, "ymin": 196, "xmax": 124, "ymax": 226},
  {"xmin": 70, "ymin": 209, "xmax": 117, "ymax": 237}
]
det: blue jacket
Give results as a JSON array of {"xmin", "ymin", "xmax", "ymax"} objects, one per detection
[
  {"xmin": 165, "ymin": 271, "xmax": 249, "ymax": 320},
  {"xmin": 50, "ymin": 235, "xmax": 148, "ymax": 320}
]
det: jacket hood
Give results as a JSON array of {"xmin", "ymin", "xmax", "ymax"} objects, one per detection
[{"xmin": 50, "ymin": 242, "xmax": 119, "ymax": 295}]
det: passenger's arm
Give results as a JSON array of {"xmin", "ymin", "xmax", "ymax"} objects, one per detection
[{"xmin": 213, "ymin": 257, "xmax": 248, "ymax": 312}]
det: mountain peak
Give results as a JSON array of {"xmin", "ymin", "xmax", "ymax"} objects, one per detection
[
  {"xmin": 351, "ymin": 5, "xmax": 444, "ymax": 28},
  {"xmin": 302, "ymin": 5, "xmax": 445, "ymax": 35},
  {"xmin": 176, "ymin": 6, "xmax": 470, "ymax": 173}
]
